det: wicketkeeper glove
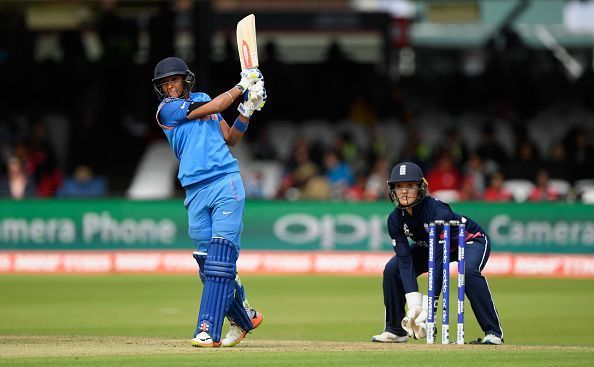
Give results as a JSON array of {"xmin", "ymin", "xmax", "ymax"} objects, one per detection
[
  {"xmin": 401, "ymin": 293, "xmax": 429, "ymax": 339},
  {"xmin": 236, "ymin": 68, "xmax": 263, "ymax": 93}
]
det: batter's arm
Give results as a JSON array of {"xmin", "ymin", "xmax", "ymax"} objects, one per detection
[
  {"xmin": 187, "ymin": 69, "xmax": 263, "ymax": 119},
  {"xmin": 219, "ymin": 114, "xmax": 250, "ymax": 147},
  {"xmin": 187, "ymin": 87, "xmax": 243, "ymax": 120}
]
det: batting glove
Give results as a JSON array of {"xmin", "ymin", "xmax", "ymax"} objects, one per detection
[
  {"xmin": 236, "ymin": 68, "xmax": 263, "ymax": 93},
  {"xmin": 238, "ymin": 81, "xmax": 266, "ymax": 117},
  {"xmin": 249, "ymin": 80, "xmax": 267, "ymax": 111},
  {"xmin": 237, "ymin": 100, "xmax": 255, "ymax": 118}
]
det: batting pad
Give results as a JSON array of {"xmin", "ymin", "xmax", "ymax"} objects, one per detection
[
  {"xmin": 194, "ymin": 251, "xmax": 253, "ymax": 332},
  {"xmin": 192, "ymin": 252, "xmax": 206, "ymax": 283},
  {"xmin": 196, "ymin": 238, "xmax": 238, "ymax": 342},
  {"xmin": 226, "ymin": 275, "xmax": 254, "ymax": 331}
]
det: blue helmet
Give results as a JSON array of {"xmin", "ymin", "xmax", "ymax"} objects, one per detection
[
  {"xmin": 152, "ymin": 57, "xmax": 196, "ymax": 99},
  {"xmin": 387, "ymin": 162, "xmax": 428, "ymax": 208}
]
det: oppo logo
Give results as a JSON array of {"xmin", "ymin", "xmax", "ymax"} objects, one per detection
[{"xmin": 272, "ymin": 213, "xmax": 389, "ymax": 250}]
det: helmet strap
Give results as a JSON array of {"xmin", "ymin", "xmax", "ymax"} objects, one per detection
[{"xmin": 388, "ymin": 180, "xmax": 428, "ymax": 209}]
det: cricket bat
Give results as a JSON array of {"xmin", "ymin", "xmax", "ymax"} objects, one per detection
[{"xmin": 236, "ymin": 14, "xmax": 259, "ymax": 71}]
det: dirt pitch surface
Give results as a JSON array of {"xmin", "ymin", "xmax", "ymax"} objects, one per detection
[{"xmin": 1, "ymin": 335, "xmax": 592, "ymax": 358}]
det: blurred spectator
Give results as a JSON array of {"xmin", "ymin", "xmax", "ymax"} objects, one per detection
[
  {"xmin": 458, "ymin": 176, "xmax": 481, "ymax": 201},
  {"xmin": 57, "ymin": 165, "xmax": 106, "ymax": 198},
  {"xmin": 503, "ymin": 140, "xmax": 540, "ymax": 180},
  {"xmin": 301, "ymin": 174, "xmax": 331, "ymax": 200},
  {"xmin": 0, "ymin": 157, "xmax": 35, "ymax": 199},
  {"xmin": 562, "ymin": 126, "xmax": 594, "ymax": 181},
  {"xmin": 364, "ymin": 157, "xmax": 390, "ymax": 201},
  {"xmin": 11, "ymin": 142, "xmax": 33, "ymax": 174},
  {"xmin": 398, "ymin": 127, "xmax": 431, "ymax": 170},
  {"xmin": 285, "ymin": 139, "xmax": 311, "ymax": 172},
  {"xmin": 544, "ymin": 142, "xmax": 573, "ymax": 180},
  {"xmin": 27, "ymin": 121, "xmax": 63, "ymax": 197},
  {"xmin": 293, "ymin": 161, "xmax": 320, "ymax": 194},
  {"xmin": 251, "ymin": 130, "xmax": 278, "ymax": 161},
  {"xmin": 285, "ymin": 158, "xmax": 329, "ymax": 201},
  {"xmin": 346, "ymin": 174, "xmax": 367, "ymax": 201},
  {"xmin": 244, "ymin": 171, "xmax": 264, "ymax": 199},
  {"xmin": 476, "ymin": 125, "xmax": 508, "ymax": 173},
  {"xmin": 511, "ymin": 123, "xmax": 541, "ymax": 161},
  {"xmin": 323, "ymin": 149, "xmax": 355, "ymax": 199},
  {"xmin": 441, "ymin": 127, "xmax": 469, "ymax": 167},
  {"xmin": 482, "ymin": 172, "xmax": 512, "ymax": 202},
  {"xmin": 333, "ymin": 132, "xmax": 359, "ymax": 165},
  {"xmin": 276, "ymin": 139, "xmax": 319, "ymax": 199},
  {"xmin": 462, "ymin": 153, "xmax": 486, "ymax": 196},
  {"xmin": 528, "ymin": 169, "xmax": 561, "ymax": 201},
  {"xmin": 426, "ymin": 150, "xmax": 462, "ymax": 192}
]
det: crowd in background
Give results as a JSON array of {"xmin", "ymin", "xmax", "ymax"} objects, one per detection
[
  {"xmin": 244, "ymin": 121, "xmax": 594, "ymax": 203},
  {"xmin": 0, "ymin": 1, "xmax": 593, "ymax": 201}
]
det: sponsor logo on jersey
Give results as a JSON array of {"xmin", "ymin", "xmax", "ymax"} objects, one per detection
[{"xmin": 403, "ymin": 223, "xmax": 412, "ymax": 237}]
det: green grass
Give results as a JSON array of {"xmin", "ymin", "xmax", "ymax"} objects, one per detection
[
  {"xmin": 4, "ymin": 349, "xmax": 594, "ymax": 367},
  {"xmin": 1, "ymin": 275, "xmax": 593, "ymax": 366}
]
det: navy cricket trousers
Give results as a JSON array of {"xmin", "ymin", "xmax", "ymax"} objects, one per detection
[{"xmin": 381, "ymin": 235, "xmax": 503, "ymax": 338}]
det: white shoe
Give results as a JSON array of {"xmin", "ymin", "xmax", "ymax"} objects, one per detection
[
  {"xmin": 482, "ymin": 334, "xmax": 503, "ymax": 345},
  {"xmin": 221, "ymin": 310, "xmax": 263, "ymax": 347},
  {"xmin": 470, "ymin": 334, "xmax": 503, "ymax": 345},
  {"xmin": 371, "ymin": 331, "xmax": 409, "ymax": 343},
  {"xmin": 191, "ymin": 331, "xmax": 220, "ymax": 348},
  {"xmin": 222, "ymin": 323, "xmax": 245, "ymax": 347}
]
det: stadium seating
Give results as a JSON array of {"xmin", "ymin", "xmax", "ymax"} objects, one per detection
[
  {"xmin": 431, "ymin": 189, "xmax": 460, "ymax": 203},
  {"xmin": 127, "ymin": 142, "xmax": 178, "ymax": 199},
  {"xmin": 503, "ymin": 179, "xmax": 535, "ymax": 202},
  {"xmin": 548, "ymin": 179, "xmax": 571, "ymax": 198},
  {"xmin": 267, "ymin": 120, "xmax": 297, "ymax": 161},
  {"xmin": 575, "ymin": 179, "xmax": 594, "ymax": 196},
  {"xmin": 240, "ymin": 160, "xmax": 284, "ymax": 199},
  {"xmin": 581, "ymin": 189, "xmax": 594, "ymax": 204}
]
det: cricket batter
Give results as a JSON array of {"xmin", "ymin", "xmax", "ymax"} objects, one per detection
[
  {"xmin": 152, "ymin": 57, "xmax": 265, "ymax": 347},
  {"xmin": 372, "ymin": 162, "xmax": 504, "ymax": 344}
]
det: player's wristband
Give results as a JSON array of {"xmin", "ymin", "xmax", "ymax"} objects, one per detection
[{"xmin": 233, "ymin": 118, "xmax": 249, "ymax": 132}]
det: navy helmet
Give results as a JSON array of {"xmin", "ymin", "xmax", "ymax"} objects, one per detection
[
  {"xmin": 387, "ymin": 162, "xmax": 428, "ymax": 208},
  {"xmin": 152, "ymin": 57, "xmax": 196, "ymax": 99}
]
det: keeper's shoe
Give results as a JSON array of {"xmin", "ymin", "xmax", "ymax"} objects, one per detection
[
  {"xmin": 469, "ymin": 334, "xmax": 503, "ymax": 345},
  {"xmin": 371, "ymin": 331, "xmax": 409, "ymax": 343},
  {"xmin": 191, "ymin": 331, "xmax": 221, "ymax": 348},
  {"xmin": 221, "ymin": 310, "xmax": 264, "ymax": 347}
]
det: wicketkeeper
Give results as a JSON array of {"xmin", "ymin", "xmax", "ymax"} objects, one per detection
[{"xmin": 372, "ymin": 161, "xmax": 504, "ymax": 344}]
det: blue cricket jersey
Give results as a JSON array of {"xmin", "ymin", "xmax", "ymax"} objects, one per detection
[
  {"xmin": 156, "ymin": 92, "xmax": 239, "ymax": 187},
  {"xmin": 387, "ymin": 196, "xmax": 485, "ymax": 293}
]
